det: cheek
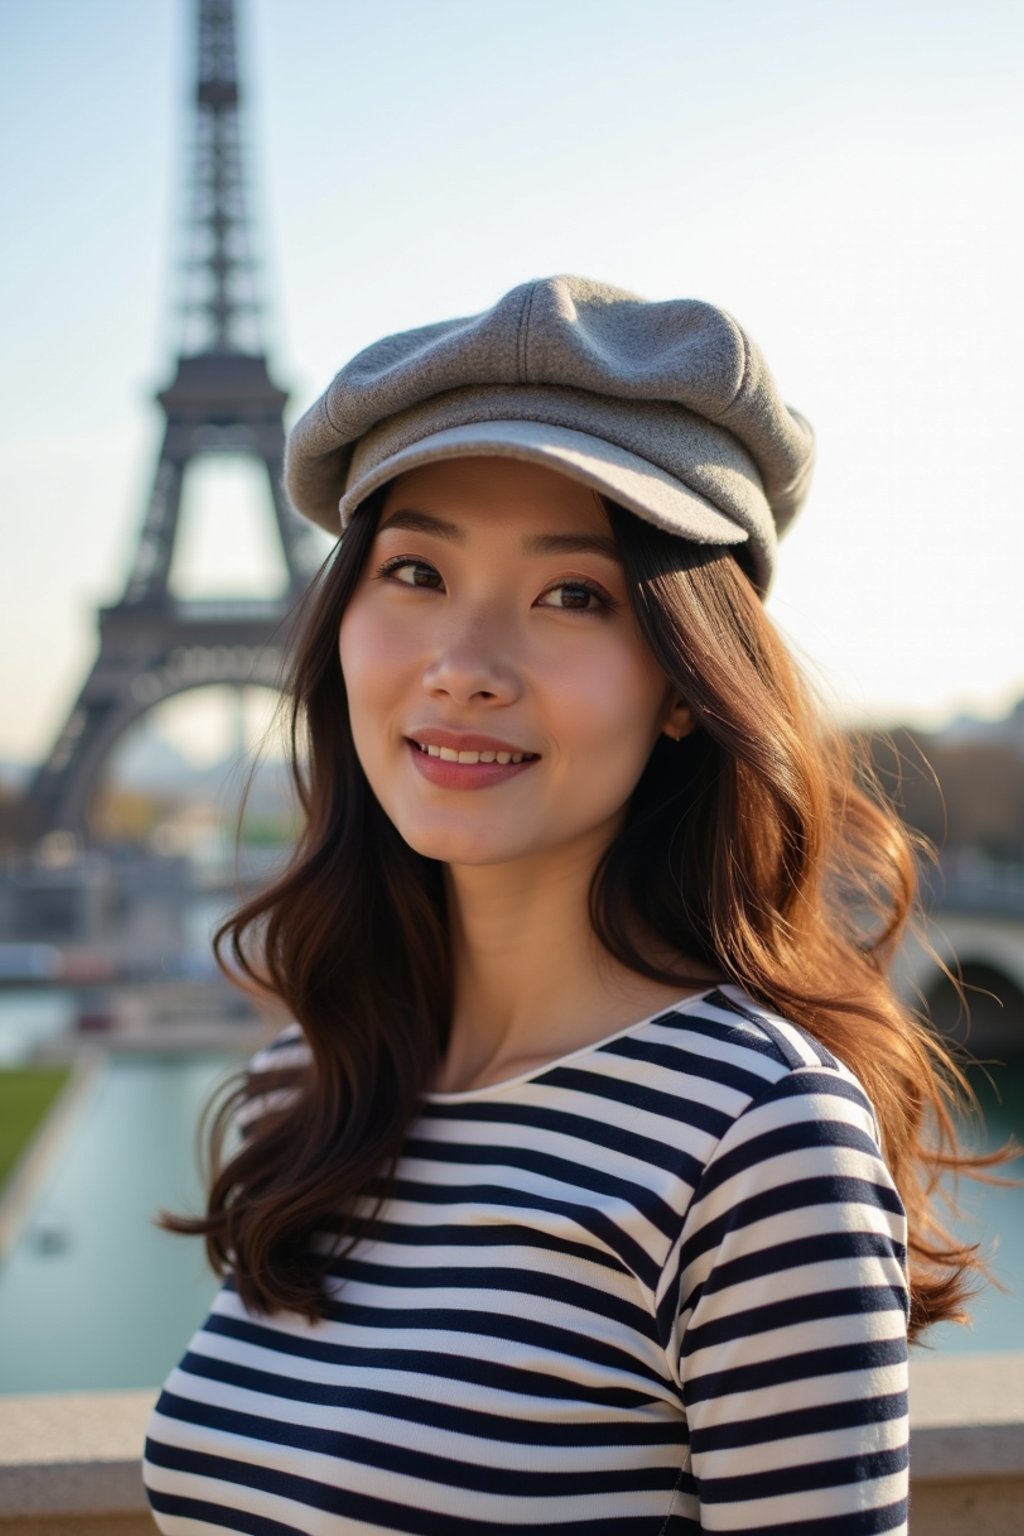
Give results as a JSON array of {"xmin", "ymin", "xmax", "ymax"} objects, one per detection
[
  {"xmin": 339, "ymin": 603, "xmax": 406, "ymax": 714},
  {"xmin": 553, "ymin": 639, "xmax": 669, "ymax": 773},
  {"xmin": 338, "ymin": 610, "xmax": 399, "ymax": 783}
]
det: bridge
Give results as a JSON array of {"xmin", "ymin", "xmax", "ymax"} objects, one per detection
[{"xmin": 896, "ymin": 865, "xmax": 1024, "ymax": 1054}]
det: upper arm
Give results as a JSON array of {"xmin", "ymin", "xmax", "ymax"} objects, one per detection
[{"xmin": 664, "ymin": 1067, "xmax": 910, "ymax": 1533}]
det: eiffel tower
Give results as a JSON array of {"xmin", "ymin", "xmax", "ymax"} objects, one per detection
[{"xmin": 26, "ymin": 0, "xmax": 321, "ymax": 842}]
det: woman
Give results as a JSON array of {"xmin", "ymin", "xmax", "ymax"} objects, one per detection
[{"xmin": 144, "ymin": 276, "xmax": 983, "ymax": 1534}]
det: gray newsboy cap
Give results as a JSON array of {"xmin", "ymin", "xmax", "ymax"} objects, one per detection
[{"xmin": 284, "ymin": 275, "xmax": 814, "ymax": 594}]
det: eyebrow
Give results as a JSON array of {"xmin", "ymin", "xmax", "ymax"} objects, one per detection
[{"xmin": 376, "ymin": 508, "xmax": 621, "ymax": 561}]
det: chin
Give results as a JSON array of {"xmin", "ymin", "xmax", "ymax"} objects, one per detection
[{"xmin": 393, "ymin": 817, "xmax": 533, "ymax": 867}]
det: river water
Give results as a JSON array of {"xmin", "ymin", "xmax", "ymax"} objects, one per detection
[
  {"xmin": 0, "ymin": 1018, "xmax": 1020, "ymax": 1394},
  {"xmin": 0, "ymin": 1050, "xmax": 242, "ymax": 1394}
]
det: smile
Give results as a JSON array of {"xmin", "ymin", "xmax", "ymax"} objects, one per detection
[
  {"xmin": 406, "ymin": 739, "xmax": 540, "ymax": 789},
  {"xmin": 412, "ymin": 742, "xmax": 539, "ymax": 765}
]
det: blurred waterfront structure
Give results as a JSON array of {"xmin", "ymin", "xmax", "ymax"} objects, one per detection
[
  {"xmin": 940, "ymin": 696, "xmax": 1024, "ymax": 752},
  {"xmin": 3, "ymin": 687, "xmax": 1024, "ymax": 1052}
]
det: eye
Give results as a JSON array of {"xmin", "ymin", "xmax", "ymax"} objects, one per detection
[
  {"xmin": 375, "ymin": 556, "xmax": 444, "ymax": 590},
  {"xmin": 537, "ymin": 579, "xmax": 615, "ymax": 613}
]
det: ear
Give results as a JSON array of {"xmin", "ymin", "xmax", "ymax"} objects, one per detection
[{"xmin": 661, "ymin": 699, "xmax": 697, "ymax": 743}]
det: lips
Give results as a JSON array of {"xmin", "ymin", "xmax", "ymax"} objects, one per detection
[{"xmin": 406, "ymin": 737, "xmax": 540, "ymax": 789}]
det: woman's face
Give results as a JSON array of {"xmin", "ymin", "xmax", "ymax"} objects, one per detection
[{"xmin": 338, "ymin": 457, "xmax": 692, "ymax": 870}]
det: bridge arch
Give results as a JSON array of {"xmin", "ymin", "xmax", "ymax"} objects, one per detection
[
  {"xmin": 898, "ymin": 913, "xmax": 1024, "ymax": 1056},
  {"xmin": 33, "ymin": 643, "xmax": 289, "ymax": 841}
]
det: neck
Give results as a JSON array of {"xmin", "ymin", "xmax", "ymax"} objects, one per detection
[{"xmin": 436, "ymin": 829, "xmax": 720, "ymax": 1093}]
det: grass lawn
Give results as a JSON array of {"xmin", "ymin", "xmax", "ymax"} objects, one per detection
[{"xmin": 0, "ymin": 1067, "xmax": 72, "ymax": 1192}]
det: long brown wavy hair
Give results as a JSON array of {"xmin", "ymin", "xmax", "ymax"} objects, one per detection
[{"xmin": 163, "ymin": 487, "xmax": 1004, "ymax": 1341}]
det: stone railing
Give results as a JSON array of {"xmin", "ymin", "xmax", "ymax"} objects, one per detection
[
  {"xmin": 905, "ymin": 1350, "xmax": 1024, "ymax": 1535},
  {"xmin": 1, "ymin": 1353, "xmax": 1022, "ymax": 1534},
  {"xmin": 0, "ymin": 1389, "xmax": 155, "ymax": 1535}
]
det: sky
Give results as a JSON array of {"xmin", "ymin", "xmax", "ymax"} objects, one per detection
[{"xmin": 1, "ymin": 0, "xmax": 1022, "ymax": 770}]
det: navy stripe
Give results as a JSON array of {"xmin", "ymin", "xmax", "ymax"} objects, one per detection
[
  {"xmin": 333, "ymin": 1256, "xmax": 654, "ymax": 1333},
  {"xmin": 699, "ymin": 1444, "xmax": 909, "ymax": 1503},
  {"xmin": 677, "ymin": 1230, "xmax": 909, "ymax": 1319},
  {"xmin": 684, "ymin": 1335, "xmax": 908, "ymax": 1407},
  {"xmin": 604, "ymin": 1032, "xmax": 771, "ymax": 1099},
  {"xmin": 421, "ymin": 1096, "xmax": 707, "ymax": 1180},
  {"xmin": 313, "ymin": 1298, "xmax": 669, "ymax": 1387},
  {"xmin": 693, "ymin": 1093, "xmax": 880, "ymax": 1199},
  {"xmin": 379, "ymin": 1178, "xmax": 663, "ymax": 1286},
  {"xmin": 690, "ymin": 1389, "xmax": 907, "ymax": 1453},
  {"xmin": 144, "ymin": 1483, "xmax": 306, "ymax": 1535},
  {"xmin": 713, "ymin": 993, "xmax": 840, "ymax": 1069},
  {"xmin": 343, "ymin": 1213, "xmax": 631, "ymax": 1275},
  {"xmin": 682, "ymin": 1285, "xmax": 907, "ymax": 1357},
  {"xmin": 177, "ymin": 1350, "xmax": 685, "ymax": 1447},
  {"xmin": 542, "ymin": 1064, "xmax": 734, "ymax": 1138},
  {"xmin": 152, "ymin": 1395, "xmax": 683, "ymax": 1498},
  {"xmin": 202, "ymin": 1309, "xmax": 660, "ymax": 1408},
  {"xmin": 402, "ymin": 1135, "xmax": 689, "ymax": 1238},
  {"xmin": 703, "ymin": 1229, "xmax": 907, "ymax": 1299},
  {"xmin": 655, "ymin": 1006, "xmax": 791, "ymax": 1062}
]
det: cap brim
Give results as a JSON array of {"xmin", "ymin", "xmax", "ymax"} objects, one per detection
[{"xmin": 338, "ymin": 419, "xmax": 750, "ymax": 551}]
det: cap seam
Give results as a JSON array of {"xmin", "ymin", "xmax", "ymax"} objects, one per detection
[
  {"xmin": 516, "ymin": 283, "xmax": 538, "ymax": 385},
  {"xmin": 321, "ymin": 387, "xmax": 341, "ymax": 434}
]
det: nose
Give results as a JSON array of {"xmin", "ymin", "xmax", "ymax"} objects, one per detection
[{"xmin": 421, "ymin": 609, "xmax": 521, "ymax": 706}]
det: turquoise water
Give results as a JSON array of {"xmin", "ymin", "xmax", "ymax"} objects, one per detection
[
  {"xmin": 0, "ymin": 1052, "xmax": 242, "ymax": 1395},
  {"xmin": 0, "ymin": 989, "xmax": 77, "ymax": 1066},
  {"xmin": 921, "ymin": 1061, "xmax": 1023, "ymax": 1355},
  {"xmin": 0, "ymin": 1048, "xmax": 1020, "ymax": 1393}
]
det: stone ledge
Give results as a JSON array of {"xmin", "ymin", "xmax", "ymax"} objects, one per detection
[
  {"xmin": 0, "ymin": 1520, "xmax": 154, "ymax": 1536},
  {"xmin": 909, "ymin": 1350, "xmax": 1024, "ymax": 1479},
  {"xmin": 0, "ymin": 1391, "xmax": 153, "ymax": 1520},
  {"xmin": 910, "ymin": 1479, "xmax": 1024, "ymax": 1536}
]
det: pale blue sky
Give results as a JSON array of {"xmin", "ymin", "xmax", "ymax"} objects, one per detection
[{"xmin": 2, "ymin": 0, "xmax": 1022, "ymax": 766}]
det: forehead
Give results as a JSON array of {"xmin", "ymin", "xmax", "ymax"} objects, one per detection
[{"xmin": 377, "ymin": 456, "xmax": 614, "ymax": 536}]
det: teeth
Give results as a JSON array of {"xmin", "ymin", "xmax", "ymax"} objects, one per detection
[{"xmin": 416, "ymin": 741, "xmax": 535, "ymax": 765}]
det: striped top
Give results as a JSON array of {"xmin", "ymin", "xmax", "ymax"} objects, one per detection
[{"xmin": 143, "ymin": 983, "xmax": 910, "ymax": 1534}]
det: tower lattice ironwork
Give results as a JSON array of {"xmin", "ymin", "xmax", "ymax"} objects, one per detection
[{"xmin": 28, "ymin": 0, "xmax": 321, "ymax": 840}]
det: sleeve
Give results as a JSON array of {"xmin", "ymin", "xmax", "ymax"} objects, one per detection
[{"xmin": 662, "ymin": 1066, "xmax": 910, "ymax": 1533}]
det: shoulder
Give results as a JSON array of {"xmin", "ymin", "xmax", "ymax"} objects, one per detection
[
  {"xmin": 658, "ymin": 991, "xmax": 909, "ymax": 1337},
  {"xmin": 659, "ymin": 987, "xmax": 905, "ymax": 1237},
  {"xmin": 627, "ymin": 982, "xmax": 883, "ymax": 1138},
  {"xmin": 613, "ymin": 983, "xmax": 898, "ymax": 1228},
  {"xmin": 670, "ymin": 982, "xmax": 859, "ymax": 1074}
]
